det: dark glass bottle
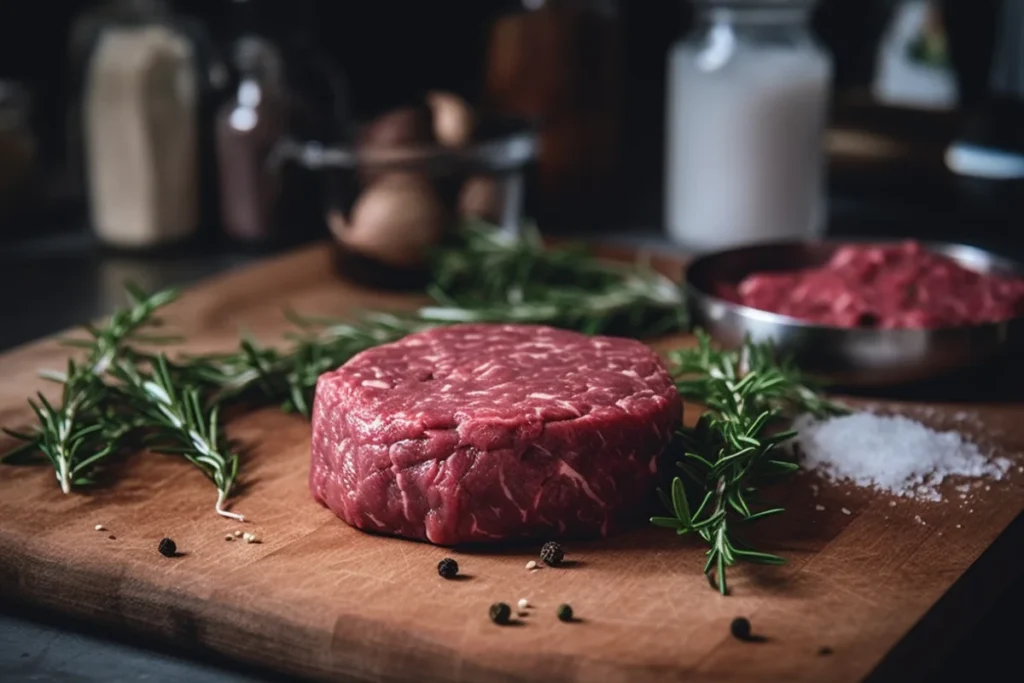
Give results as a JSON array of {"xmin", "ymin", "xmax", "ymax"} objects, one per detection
[
  {"xmin": 214, "ymin": 0, "xmax": 288, "ymax": 246},
  {"xmin": 214, "ymin": 0, "xmax": 346, "ymax": 249},
  {"xmin": 483, "ymin": 0, "xmax": 623, "ymax": 232}
]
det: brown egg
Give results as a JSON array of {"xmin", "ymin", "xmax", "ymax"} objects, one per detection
[
  {"xmin": 426, "ymin": 91, "xmax": 476, "ymax": 148},
  {"xmin": 342, "ymin": 173, "xmax": 449, "ymax": 268},
  {"xmin": 457, "ymin": 175, "xmax": 503, "ymax": 223}
]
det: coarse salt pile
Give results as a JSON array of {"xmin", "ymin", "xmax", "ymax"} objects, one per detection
[{"xmin": 793, "ymin": 412, "xmax": 1013, "ymax": 502}]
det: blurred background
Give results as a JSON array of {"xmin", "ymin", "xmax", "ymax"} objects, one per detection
[
  {"xmin": 2, "ymin": 2, "xmax": 1024, "ymax": 681},
  {"xmin": 1, "ymin": 0, "xmax": 1022, "ymax": 255}
]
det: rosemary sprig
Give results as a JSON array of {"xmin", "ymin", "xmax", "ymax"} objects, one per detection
[
  {"xmin": 2, "ymin": 285, "xmax": 179, "ymax": 492},
  {"xmin": 112, "ymin": 355, "xmax": 243, "ymax": 521},
  {"xmin": 188, "ymin": 312, "xmax": 431, "ymax": 418},
  {"xmin": 420, "ymin": 220, "xmax": 687, "ymax": 337},
  {"xmin": 2, "ymin": 362, "xmax": 111, "ymax": 492},
  {"xmin": 653, "ymin": 331, "xmax": 847, "ymax": 594}
]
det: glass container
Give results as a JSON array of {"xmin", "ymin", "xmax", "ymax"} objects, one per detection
[
  {"xmin": 665, "ymin": 0, "xmax": 832, "ymax": 252},
  {"xmin": 483, "ymin": 0, "xmax": 622, "ymax": 230}
]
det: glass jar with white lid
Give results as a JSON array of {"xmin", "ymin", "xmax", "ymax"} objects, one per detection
[{"xmin": 664, "ymin": 0, "xmax": 832, "ymax": 252}]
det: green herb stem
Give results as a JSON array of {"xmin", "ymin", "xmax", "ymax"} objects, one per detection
[
  {"xmin": 3, "ymin": 286, "xmax": 180, "ymax": 493},
  {"xmin": 112, "ymin": 354, "xmax": 244, "ymax": 520},
  {"xmin": 654, "ymin": 331, "xmax": 847, "ymax": 593}
]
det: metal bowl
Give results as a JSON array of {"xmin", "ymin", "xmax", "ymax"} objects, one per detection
[{"xmin": 685, "ymin": 240, "xmax": 1024, "ymax": 386}]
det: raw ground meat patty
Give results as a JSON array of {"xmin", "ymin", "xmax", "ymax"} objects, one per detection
[{"xmin": 309, "ymin": 324, "xmax": 682, "ymax": 545}]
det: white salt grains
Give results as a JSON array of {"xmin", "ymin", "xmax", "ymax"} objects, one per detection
[{"xmin": 794, "ymin": 412, "xmax": 1013, "ymax": 502}]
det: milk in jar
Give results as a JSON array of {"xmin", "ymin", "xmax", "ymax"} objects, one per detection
[{"xmin": 665, "ymin": 0, "xmax": 832, "ymax": 252}]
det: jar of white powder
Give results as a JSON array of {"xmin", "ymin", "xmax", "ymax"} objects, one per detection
[{"xmin": 664, "ymin": 0, "xmax": 832, "ymax": 252}]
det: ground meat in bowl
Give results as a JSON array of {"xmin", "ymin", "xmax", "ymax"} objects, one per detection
[{"xmin": 717, "ymin": 241, "xmax": 1024, "ymax": 328}]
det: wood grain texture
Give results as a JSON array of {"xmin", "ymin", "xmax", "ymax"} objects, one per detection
[{"xmin": 1, "ymin": 243, "xmax": 1022, "ymax": 683}]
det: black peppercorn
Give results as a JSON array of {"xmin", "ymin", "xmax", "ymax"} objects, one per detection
[
  {"xmin": 556, "ymin": 603, "xmax": 573, "ymax": 622},
  {"xmin": 818, "ymin": 646, "xmax": 833, "ymax": 656},
  {"xmin": 539, "ymin": 541, "xmax": 564, "ymax": 566},
  {"xmin": 730, "ymin": 617, "xmax": 752, "ymax": 641},
  {"xmin": 437, "ymin": 557, "xmax": 459, "ymax": 579},
  {"xmin": 489, "ymin": 602, "xmax": 511, "ymax": 625},
  {"xmin": 158, "ymin": 537, "xmax": 177, "ymax": 558}
]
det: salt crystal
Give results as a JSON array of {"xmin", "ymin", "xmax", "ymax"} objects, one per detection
[
  {"xmin": 815, "ymin": 504, "xmax": 825, "ymax": 511},
  {"xmin": 841, "ymin": 507, "xmax": 851, "ymax": 515},
  {"xmin": 810, "ymin": 484, "xmax": 819, "ymax": 496},
  {"xmin": 914, "ymin": 515, "xmax": 925, "ymax": 525},
  {"xmin": 794, "ymin": 413, "xmax": 1011, "ymax": 501},
  {"xmin": 888, "ymin": 500, "xmax": 897, "ymax": 507}
]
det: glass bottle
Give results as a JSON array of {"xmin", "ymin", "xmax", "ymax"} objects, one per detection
[
  {"xmin": 665, "ymin": 0, "xmax": 832, "ymax": 252},
  {"xmin": 72, "ymin": 0, "xmax": 222, "ymax": 250},
  {"xmin": 483, "ymin": 0, "xmax": 622, "ymax": 230},
  {"xmin": 214, "ymin": 0, "xmax": 289, "ymax": 245}
]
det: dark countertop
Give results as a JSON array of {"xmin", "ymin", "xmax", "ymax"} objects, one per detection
[{"xmin": 1, "ymin": 193, "xmax": 1022, "ymax": 682}]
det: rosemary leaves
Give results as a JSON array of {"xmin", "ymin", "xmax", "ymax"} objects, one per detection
[
  {"xmin": 419, "ymin": 221, "xmax": 687, "ymax": 337},
  {"xmin": 113, "ymin": 355, "xmax": 243, "ymax": 521},
  {"xmin": 652, "ymin": 331, "xmax": 847, "ymax": 594},
  {"xmin": 2, "ymin": 285, "xmax": 178, "ymax": 493}
]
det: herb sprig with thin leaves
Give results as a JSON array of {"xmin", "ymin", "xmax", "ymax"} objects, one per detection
[
  {"xmin": 112, "ymin": 355, "xmax": 243, "ymax": 520},
  {"xmin": 2, "ymin": 285, "xmax": 178, "ymax": 493},
  {"xmin": 652, "ymin": 331, "xmax": 848, "ymax": 594},
  {"xmin": 420, "ymin": 221, "xmax": 687, "ymax": 337},
  {"xmin": 188, "ymin": 312, "xmax": 431, "ymax": 418}
]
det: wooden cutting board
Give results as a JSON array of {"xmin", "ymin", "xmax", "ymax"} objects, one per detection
[{"xmin": 1, "ymin": 243, "xmax": 1022, "ymax": 683}]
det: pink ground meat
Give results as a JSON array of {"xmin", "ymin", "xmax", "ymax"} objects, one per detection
[{"xmin": 717, "ymin": 241, "xmax": 1024, "ymax": 329}]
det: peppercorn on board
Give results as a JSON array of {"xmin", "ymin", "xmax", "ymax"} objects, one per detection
[{"xmin": 1, "ymin": 242, "xmax": 1022, "ymax": 683}]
